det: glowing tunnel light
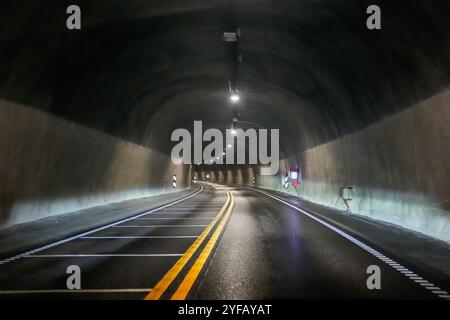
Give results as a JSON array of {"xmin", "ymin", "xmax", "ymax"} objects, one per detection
[{"xmin": 230, "ymin": 94, "xmax": 240, "ymax": 103}]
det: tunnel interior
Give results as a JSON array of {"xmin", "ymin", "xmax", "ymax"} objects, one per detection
[{"xmin": 0, "ymin": 1, "xmax": 449, "ymax": 241}]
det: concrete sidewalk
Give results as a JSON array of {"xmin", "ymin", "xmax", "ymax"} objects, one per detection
[
  {"xmin": 0, "ymin": 186, "xmax": 201, "ymax": 260},
  {"xmin": 245, "ymin": 185, "xmax": 450, "ymax": 286}
]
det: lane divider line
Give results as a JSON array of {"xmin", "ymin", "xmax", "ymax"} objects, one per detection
[
  {"xmin": 144, "ymin": 213, "xmax": 217, "ymax": 215},
  {"xmin": 149, "ymin": 210, "xmax": 224, "ymax": 213},
  {"xmin": 135, "ymin": 218, "xmax": 213, "ymax": 220},
  {"xmin": 0, "ymin": 185, "xmax": 204, "ymax": 266},
  {"xmin": 145, "ymin": 188, "xmax": 231, "ymax": 300},
  {"xmin": 171, "ymin": 191, "xmax": 235, "ymax": 300},
  {"xmin": 81, "ymin": 236, "xmax": 199, "ymax": 239},
  {"xmin": 26, "ymin": 254, "xmax": 183, "ymax": 258},
  {"xmin": 0, "ymin": 288, "xmax": 153, "ymax": 295},
  {"xmin": 112, "ymin": 225, "xmax": 208, "ymax": 228},
  {"xmin": 164, "ymin": 206, "xmax": 226, "ymax": 208},
  {"xmin": 246, "ymin": 186, "xmax": 450, "ymax": 301}
]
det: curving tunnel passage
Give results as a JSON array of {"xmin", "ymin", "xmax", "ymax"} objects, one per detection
[{"xmin": 0, "ymin": 0, "xmax": 449, "ymax": 301}]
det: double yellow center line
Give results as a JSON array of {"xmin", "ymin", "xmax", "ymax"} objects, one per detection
[{"xmin": 145, "ymin": 187, "xmax": 235, "ymax": 300}]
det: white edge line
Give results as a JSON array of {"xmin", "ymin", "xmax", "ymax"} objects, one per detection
[
  {"xmin": 246, "ymin": 186, "xmax": 448, "ymax": 301},
  {"xmin": 0, "ymin": 185, "xmax": 203, "ymax": 265}
]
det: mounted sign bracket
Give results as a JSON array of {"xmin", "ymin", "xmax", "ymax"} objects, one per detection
[{"xmin": 336, "ymin": 186, "xmax": 354, "ymax": 213}]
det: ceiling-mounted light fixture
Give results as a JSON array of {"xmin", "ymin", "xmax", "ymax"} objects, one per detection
[
  {"xmin": 225, "ymin": 28, "xmax": 242, "ymax": 105},
  {"xmin": 230, "ymin": 93, "xmax": 240, "ymax": 103},
  {"xmin": 223, "ymin": 32, "xmax": 237, "ymax": 42}
]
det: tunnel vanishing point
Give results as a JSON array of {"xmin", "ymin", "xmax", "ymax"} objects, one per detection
[{"xmin": 0, "ymin": 0, "xmax": 449, "ymax": 301}]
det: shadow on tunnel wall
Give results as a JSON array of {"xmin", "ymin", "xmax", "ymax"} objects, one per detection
[{"xmin": 0, "ymin": 99, "xmax": 191, "ymax": 227}]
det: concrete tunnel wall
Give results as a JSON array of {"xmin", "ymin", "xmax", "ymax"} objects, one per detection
[
  {"xmin": 198, "ymin": 88, "xmax": 450, "ymax": 243},
  {"xmin": 0, "ymin": 99, "xmax": 191, "ymax": 228}
]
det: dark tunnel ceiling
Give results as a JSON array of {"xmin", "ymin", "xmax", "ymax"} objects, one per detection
[{"xmin": 0, "ymin": 0, "xmax": 449, "ymax": 156}]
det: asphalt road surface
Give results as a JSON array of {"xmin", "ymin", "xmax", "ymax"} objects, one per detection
[{"xmin": 0, "ymin": 183, "xmax": 448, "ymax": 300}]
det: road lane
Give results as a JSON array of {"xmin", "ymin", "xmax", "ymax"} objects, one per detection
[
  {"xmin": 0, "ymin": 183, "xmax": 229, "ymax": 299},
  {"xmin": 1, "ymin": 183, "xmax": 447, "ymax": 300}
]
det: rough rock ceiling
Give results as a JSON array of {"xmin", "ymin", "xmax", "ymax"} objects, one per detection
[{"xmin": 0, "ymin": 0, "xmax": 448, "ymax": 155}]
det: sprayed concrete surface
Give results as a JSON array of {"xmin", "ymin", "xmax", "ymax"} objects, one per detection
[
  {"xmin": 0, "ymin": 100, "xmax": 191, "ymax": 228},
  {"xmin": 200, "ymin": 88, "xmax": 450, "ymax": 243}
]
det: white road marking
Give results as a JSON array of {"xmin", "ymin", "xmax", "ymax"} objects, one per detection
[
  {"xmin": 168, "ymin": 205, "xmax": 224, "ymax": 207},
  {"xmin": 25, "ymin": 254, "xmax": 183, "ymax": 258},
  {"xmin": 393, "ymin": 266, "xmax": 409, "ymax": 270},
  {"xmin": 0, "ymin": 288, "xmax": 152, "ymax": 294},
  {"xmin": 112, "ymin": 225, "xmax": 208, "ymax": 228},
  {"xmin": 150, "ymin": 210, "xmax": 217, "ymax": 213},
  {"xmin": 135, "ymin": 217, "xmax": 213, "ymax": 220},
  {"xmin": 0, "ymin": 185, "xmax": 204, "ymax": 265},
  {"xmin": 247, "ymin": 186, "xmax": 449, "ymax": 300},
  {"xmin": 81, "ymin": 236, "xmax": 198, "ymax": 239},
  {"xmin": 145, "ymin": 213, "xmax": 216, "ymax": 215},
  {"xmin": 419, "ymin": 283, "xmax": 434, "ymax": 287},
  {"xmin": 156, "ymin": 207, "xmax": 219, "ymax": 209}
]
